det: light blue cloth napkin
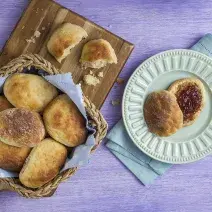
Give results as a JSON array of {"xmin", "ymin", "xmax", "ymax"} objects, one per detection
[{"xmin": 106, "ymin": 33, "xmax": 212, "ymax": 186}]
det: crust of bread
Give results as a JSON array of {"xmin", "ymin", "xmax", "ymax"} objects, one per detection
[
  {"xmin": 43, "ymin": 94, "xmax": 87, "ymax": 147},
  {"xmin": 168, "ymin": 78, "xmax": 205, "ymax": 126},
  {"xmin": 0, "ymin": 141, "xmax": 31, "ymax": 172},
  {"xmin": 144, "ymin": 90, "xmax": 183, "ymax": 137},
  {"xmin": 0, "ymin": 108, "xmax": 45, "ymax": 147},
  {"xmin": 19, "ymin": 138, "xmax": 67, "ymax": 188},
  {"xmin": 4, "ymin": 73, "xmax": 58, "ymax": 112},
  {"xmin": 0, "ymin": 96, "xmax": 13, "ymax": 112},
  {"xmin": 80, "ymin": 39, "xmax": 117, "ymax": 69},
  {"xmin": 47, "ymin": 23, "xmax": 88, "ymax": 63}
]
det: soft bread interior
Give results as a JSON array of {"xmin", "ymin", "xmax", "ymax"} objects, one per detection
[
  {"xmin": 80, "ymin": 39, "xmax": 117, "ymax": 69},
  {"xmin": 47, "ymin": 23, "xmax": 88, "ymax": 63}
]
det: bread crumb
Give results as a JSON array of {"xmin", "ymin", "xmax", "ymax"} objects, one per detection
[
  {"xmin": 98, "ymin": 72, "xmax": 103, "ymax": 78},
  {"xmin": 83, "ymin": 75, "xmax": 100, "ymax": 86},
  {"xmin": 31, "ymin": 38, "xmax": 36, "ymax": 43},
  {"xmin": 34, "ymin": 30, "xmax": 41, "ymax": 38},
  {"xmin": 25, "ymin": 37, "xmax": 35, "ymax": 44},
  {"xmin": 116, "ymin": 78, "xmax": 125, "ymax": 84},
  {"xmin": 89, "ymin": 70, "xmax": 93, "ymax": 75},
  {"xmin": 21, "ymin": 26, "xmax": 25, "ymax": 30},
  {"xmin": 41, "ymin": 27, "xmax": 46, "ymax": 31},
  {"xmin": 111, "ymin": 99, "xmax": 120, "ymax": 106},
  {"xmin": 25, "ymin": 30, "xmax": 41, "ymax": 44}
]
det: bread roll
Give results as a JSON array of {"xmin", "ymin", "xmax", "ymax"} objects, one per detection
[
  {"xmin": 80, "ymin": 39, "xmax": 117, "ymax": 69},
  {"xmin": 144, "ymin": 90, "xmax": 183, "ymax": 137},
  {"xmin": 168, "ymin": 78, "xmax": 205, "ymax": 126},
  {"xmin": 19, "ymin": 138, "xmax": 67, "ymax": 188},
  {"xmin": 0, "ymin": 108, "xmax": 45, "ymax": 147},
  {"xmin": 43, "ymin": 94, "xmax": 87, "ymax": 147},
  {"xmin": 0, "ymin": 96, "xmax": 13, "ymax": 112},
  {"xmin": 47, "ymin": 23, "xmax": 88, "ymax": 63},
  {"xmin": 0, "ymin": 141, "xmax": 31, "ymax": 172},
  {"xmin": 4, "ymin": 73, "xmax": 58, "ymax": 112}
]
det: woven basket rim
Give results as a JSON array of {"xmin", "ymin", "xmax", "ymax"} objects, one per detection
[{"xmin": 0, "ymin": 54, "xmax": 108, "ymax": 198}]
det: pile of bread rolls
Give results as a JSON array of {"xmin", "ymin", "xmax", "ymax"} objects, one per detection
[
  {"xmin": 0, "ymin": 73, "xmax": 87, "ymax": 188},
  {"xmin": 0, "ymin": 22, "xmax": 118, "ymax": 189}
]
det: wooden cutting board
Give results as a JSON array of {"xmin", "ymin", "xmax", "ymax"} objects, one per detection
[{"xmin": 0, "ymin": 0, "xmax": 134, "ymax": 109}]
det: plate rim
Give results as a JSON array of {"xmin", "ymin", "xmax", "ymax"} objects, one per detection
[{"xmin": 122, "ymin": 49, "xmax": 212, "ymax": 164}]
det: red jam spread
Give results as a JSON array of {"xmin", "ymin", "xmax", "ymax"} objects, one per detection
[{"xmin": 176, "ymin": 85, "xmax": 202, "ymax": 121}]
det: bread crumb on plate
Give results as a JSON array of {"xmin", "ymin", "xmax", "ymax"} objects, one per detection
[{"xmin": 83, "ymin": 75, "xmax": 100, "ymax": 86}]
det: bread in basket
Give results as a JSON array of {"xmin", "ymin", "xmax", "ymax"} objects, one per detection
[{"xmin": 0, "ymin": 54, "xmax": 108, "ymax": 198}]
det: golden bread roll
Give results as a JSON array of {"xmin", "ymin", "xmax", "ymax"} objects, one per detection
[
  {"xmin": 0, "ymin": 141, "xmax": 31, "ymax": 172},
  {"xmin": 47, "ymin": 23, "xmax": 88, "ymax": 63},
  {"xmin": 144, "ymin": 90, "xmax": 183, "ymax": 137},
  {"xmin": 0, "ymin": 96, "xmax": 13, "ymax": 111},
  {"xmin": 19, "ymin": 138, "xmax": 67, "ymax": 188},
  {"xmin": 0, "ymin": 108, "xmax": 45, "ymax": 147},
  {"xmin": 80, "ymin": 39, "xmax": 117, "ymax": 69},
  {"xmin": 4, "ymin": 73, "xmax": 58, "ymax": 112},
  {"xmin": 168, "ymin": 78, "xmax": 205, "ymax": 126},
  {"xmin": 43, "ymin": 94, "xmax": 87, "ymax": 147}
]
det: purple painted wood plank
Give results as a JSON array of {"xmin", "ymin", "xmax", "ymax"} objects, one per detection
[{"xmin": 1, "ymin": 0, "xmax": 212, "ymax": 211}]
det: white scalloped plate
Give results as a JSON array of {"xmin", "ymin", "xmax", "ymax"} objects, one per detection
[{"xmin": 122, "ymin": 49, "xmax": 212, "ymax": 164}]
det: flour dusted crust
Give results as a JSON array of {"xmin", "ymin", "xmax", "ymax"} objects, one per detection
[
  {"xmin": 43, "ymin": 94, "xmax": 87, "ymax": 147},
  {"xmin": 19, "ymin": 138, "xmax": 67, "ymax": 188},
  {"xmin": 168, "ymin": 78, "xmax": 205, "ymax": 126},
  {"xmin": 80, "ymin": 39, "xmax": 117, "ymax": 69},
  {"xmin": 47, "ymin": 23, "xmax": 88, "ymax": 63},
  {"xmin": 144, "ymin": 90, "xmax": 183, "ymax": 137},
  {"xmin": 4, "ymin": 73, "xmax": 58, "ymax": 112},
  {"xmin": 0, "ymin": 108, "xmax": 45, "ymax": 147}
]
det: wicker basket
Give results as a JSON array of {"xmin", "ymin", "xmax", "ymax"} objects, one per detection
[{"xmin": 0, "ymin": 54, "xmax": 108, "ymax": 198}]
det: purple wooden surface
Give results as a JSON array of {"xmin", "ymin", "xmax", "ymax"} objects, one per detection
[{"xmin": 1, "ymin": 0, "xmax": 212, "ymax": 211}]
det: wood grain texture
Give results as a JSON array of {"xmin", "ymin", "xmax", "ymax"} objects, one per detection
[
  {"xmin": 0, "ymin": 0, "xmax": 133, "ymax": 109},
  {"xmin": 1, "ymin": 0, "xmax": 212, "ymax": 211}
]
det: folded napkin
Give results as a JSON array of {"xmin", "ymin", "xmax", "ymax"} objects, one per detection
[{"xmin": 106, "ymin": 33, "xmax": 212, "ymax": 185}]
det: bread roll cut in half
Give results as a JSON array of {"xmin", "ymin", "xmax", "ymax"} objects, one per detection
[
  {"xmin": 47, "ymin": 23, "xmax": 88, "ymax": 63},
  {"xmin": 0, "ymin": 96, "xmax": 13, "ymax": 112},
  {"xmin": 43, "ymin": 94, "xmax": 87, "ymax": 147},
  {"xmin": 19, "ymin": 138, "xmax": 67, "ymax": 188},
  {"xmin": 4, "ymin": 73, "xmax": 58, "ymax": 112},
  {"xmin": 0, "ymin": 108, "xmax": 45, "ymax": 147},
  {"xmin": 168, "ymin": 78, "xmax": 205, "ymax": 126},
  {"xmin": 143, "ymin": 90, "xmax": 183, "ymax": 137},
  {"xmin": 80, "ymin": 39, "xmax": 117, "ymax": 69},
  {"xmin": 0, "ymin": 141, "xmax": 31, "ymax": 172}
]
